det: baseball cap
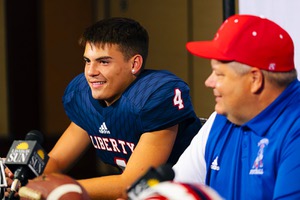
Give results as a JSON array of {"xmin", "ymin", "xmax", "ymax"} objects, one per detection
[{"xmin": 186, "ymin": 14, "xmax": 295, "ymax": 72}]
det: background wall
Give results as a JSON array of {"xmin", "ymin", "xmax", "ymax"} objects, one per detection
[
  {"xmin": 0, "ymin": 0, "xmax": 226, "ymax": 178},
  {"xmin": 42, "ymin": 0, "xmax": 94, "ymax": 136},
  {"xmin": 0, "ymin": 0, "xmax": 8, "ymax": 136},
  {"xmin": 190, "ymin": 1, "xmax": 223, "ymax": 118},
  {"xmin": 239, "ymin": 0, "xmax": 300, "ymax": 79}
]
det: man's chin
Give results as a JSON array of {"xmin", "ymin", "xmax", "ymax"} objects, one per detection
[
  {"xmin": 91, "ymin": 92, "xmax": 104, "ymax": 100},
  {"xmin": 214, "ymin": 105, "xmax": 226, "ymax": 116}
]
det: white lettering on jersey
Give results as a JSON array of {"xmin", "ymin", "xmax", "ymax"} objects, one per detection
[
  {"xmin": 173, "ymin": 88, "xmax": 184, "ymax": 110},
  {"xmin": 102, "ymin": 138, "xmax": 112, "ymax": 151},
  {"xmin": 110, "ymin": 138, "xmax": 121, "ymax": 152},
  {"xmin": 90, "ymin": 136, "xmax": 135, "ymax": 154},
  {"xmin": 118, "ymin": 140, "xmax": 127, "ymax": 154},
  {"xmin": 115, "ymin": 158, "xmax": 126, "ymax": 171},
  {"xmin": 127, "ymin": 142, "xmax": 135, "ymax": 153}
]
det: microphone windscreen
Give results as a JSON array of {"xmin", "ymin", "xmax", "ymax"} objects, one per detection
[
  {"xmin": 156, "ymin": 164, "xmax": 175, "ymax": 181},
  {"xmin": 25, "ymin": 130, "xmax": 44, "ymax": 144}
]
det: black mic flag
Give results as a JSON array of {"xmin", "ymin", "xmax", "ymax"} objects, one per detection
[
  {"xmin": 5, "ymin": 130, "xmax": 49, "ymax": 199},
  {"xmin": 127, "ymin": 164, "xmax": 175, "ymax": 200},
  {"xmin": 5, "ymin": 130, "xmax": 49, "ymax": 181}
]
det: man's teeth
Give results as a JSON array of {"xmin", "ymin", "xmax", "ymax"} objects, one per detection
[{"xmin": 93, "ymin": 81, "xmax": 105, "ymax": 85}]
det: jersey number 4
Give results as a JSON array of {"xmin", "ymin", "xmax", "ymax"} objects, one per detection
[{"xmin": 173, "ymin": 88, "xmax": 184, "ymax": 110}]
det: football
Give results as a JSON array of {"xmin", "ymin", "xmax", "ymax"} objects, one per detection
[{"xmin": 18, "ymin": 173, "xmax": 90, "ymax": 200}]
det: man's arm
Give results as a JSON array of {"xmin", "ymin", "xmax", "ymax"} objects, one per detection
[
  {"xmin": 173, "ymin": 112, "xmax": 216, "ymax": 184},
  {"xmin": 44, "ymin": 122, "xmax": 91, "ymax": 173},
  {"xmin": 78, "ymin": 125, "xmax": 178, "ymax": 200}
]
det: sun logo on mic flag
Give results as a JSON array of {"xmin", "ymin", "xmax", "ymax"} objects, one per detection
[
  {"xmin": 147, "ymin": 179, "xmax": 160, "ymax": 187},
  {"xmin": 16, "ymin": 142, "xmax": 29, "ymax": 150},
  {"xmin": 37, "ymin": 149, "xmax": 45, "ymax": 160}
]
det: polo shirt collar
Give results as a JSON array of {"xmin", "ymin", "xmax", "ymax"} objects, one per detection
[{"xmin": 242, "ymin": 80, "xmax": 299, "ymax": 136}]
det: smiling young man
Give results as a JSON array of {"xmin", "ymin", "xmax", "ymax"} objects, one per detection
[
  {"xmin": 35, "ymin": 17, "xmax": 201, "ymax": 200},
  {"xmin": 173, "ymin": 15, "xmax": 300, "ymax": 199}
]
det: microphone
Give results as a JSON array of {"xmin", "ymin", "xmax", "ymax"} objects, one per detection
[
  {"xmin": 4, "ymin": 130, "xmax": 49, "ymax": 199},
  {"xmin": 127, "ymin": 164, "xmax": 175, "ymax": 200},
  {"xmin": 0, "ymin": 158, "xmax": 7, "ymax": 200}
]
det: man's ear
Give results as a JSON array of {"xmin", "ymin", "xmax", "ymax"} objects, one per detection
[
  {"xmin": 250, "ymin": 68, "xmax": 264, "ymax": 94},
  {"xmin": 131, "ymin": 54, "xmax": 143, "ymax": 75}
]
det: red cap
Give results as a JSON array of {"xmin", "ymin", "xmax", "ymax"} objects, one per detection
[{"xmin": 186, "ymin": 14, "xmax": 295, "ymax": 72}]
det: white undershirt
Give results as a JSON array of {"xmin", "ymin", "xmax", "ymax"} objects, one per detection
[{"xmin": 173, "ymin": 112, "xmax": 217, "ymax": 184}]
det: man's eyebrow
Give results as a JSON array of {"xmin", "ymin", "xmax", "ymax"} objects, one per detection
[
  {"xmin": 96, "ymin": 56, "xmax": 113, "ymax": 61},
  {"xmin": 83, "ymin": 56, "xmax": 113, "ymax": 61}
]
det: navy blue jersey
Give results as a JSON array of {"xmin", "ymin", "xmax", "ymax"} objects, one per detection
[{"xmin": 63, "ymin": 69, "xmax": 201, "ymax": 170}]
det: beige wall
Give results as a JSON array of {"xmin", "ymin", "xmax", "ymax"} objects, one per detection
[
  {"xmin": 0, "ymin": 0, "xmax": 8, "ymax": 136},
  {"xmin": 108, "ymin": 0, "xmax": 190, "ymax": 81},
  {"xmin": 191, "ymin": 1, "xmax": 223, "ymax": 118},
  {"xmin": 41, "ymin": 0, "xmax": 94, "ymax": 135}
]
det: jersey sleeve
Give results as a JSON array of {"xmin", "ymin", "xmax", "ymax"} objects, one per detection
[
  {"xmin": 173, "ymin": 112, "xmax": 216, "ymax": 184},
  {"xmin": 139, "ymin": 80, "xmax": 196, "ymax": 132},
  {"xmin": 62, "ymin": 73, "xmax": 90, "ymax": 129}
]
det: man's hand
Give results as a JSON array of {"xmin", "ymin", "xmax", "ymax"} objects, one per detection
[{"xmin": 4, "ymin": 163, "xmax": 20, "ymax": 199}]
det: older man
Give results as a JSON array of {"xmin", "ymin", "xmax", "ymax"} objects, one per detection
[{"xmin": 173, "ymin": 14, "xmax": 300, "ymax": 200}]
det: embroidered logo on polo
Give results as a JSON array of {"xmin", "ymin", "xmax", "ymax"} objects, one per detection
[
  {"xmin": 99, "ymin": 122, "xmax": 111, "ymax": 134},
  {"xmin": 249, "ymin": 138, "xmax": 269, "ymax": 175},
  {"xmin": 211, "ymin": 156, "xmax": 220, "ymax": 171}
]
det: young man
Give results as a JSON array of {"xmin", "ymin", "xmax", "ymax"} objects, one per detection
[
  {"xmin": 32, "ymin": 17, "xmax": 200, "ymax": 200},
  {"xmin": 173, "ymin": 14, "xmax": 300, "ymax": 199}
]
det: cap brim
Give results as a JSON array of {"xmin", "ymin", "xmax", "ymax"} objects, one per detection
[{"xmin": 186, "ymin": 41, "xmax": 233, "ymax": 61}]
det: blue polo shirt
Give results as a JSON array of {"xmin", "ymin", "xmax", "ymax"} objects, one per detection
[{"xmin": 205, "ymin": 80, "xmax": 300, "ymax": 199}]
